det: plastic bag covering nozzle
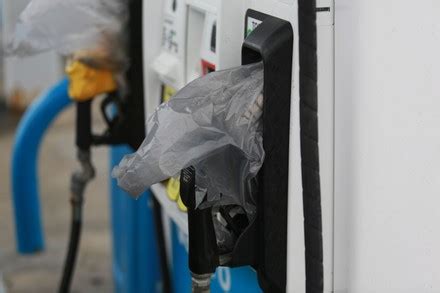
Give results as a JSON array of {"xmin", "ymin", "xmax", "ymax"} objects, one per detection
[
  {"xmin": 7, "ymin": 0, "xmax": 128, "ymax": 72},
  {"xmin": 112, "ymin": 62, "xmax": 264, "ymax": 216}
]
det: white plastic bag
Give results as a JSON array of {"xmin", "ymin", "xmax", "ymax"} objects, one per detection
[
  {"xmin": 112, "ymin": 62, "xmax": 264, "ymax": 215},
  {"xmin": 7, "ymin": 0, "xmax": 128, "ymax": 70}
]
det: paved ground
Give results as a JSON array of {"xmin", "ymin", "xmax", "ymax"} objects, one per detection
[{"xmin": 0, "ymin": 105, "xmax": 113, "ymax": 292}]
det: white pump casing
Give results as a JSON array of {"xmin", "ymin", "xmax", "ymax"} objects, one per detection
[
  {"xmin": 143, "ymin": 0, "xmax": 335, "ymax": 292},
  {"xmin": 143, "ymin": 0, "xmax": 440, "ymax": 292},
  {"xmin": 143, "ymin": 0, "xmax": 242, "ymax": 114},
  {"xmin": 333, "ymin": 0, "xmax": 440, "ymax": 292}
]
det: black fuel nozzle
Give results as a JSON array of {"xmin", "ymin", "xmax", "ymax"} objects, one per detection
[
  {"xmin": 89, "ymin": 92, "xmax": 124, "ymax": 146},
  {"xmin": 59, "ymin": 99, "xmax": 96, "ymax": 293},
  {"xmin": 180, "ymin": 167, "xmax": 219, "ymax": 292},
  {"xmin": 75, "ymin": 100, "xmax": 93, "ymax": 152},
  {"xmin": 85, "ymin": 91, "xmax": 145, "ymax": 150},
  {"xmin": 72, "ymin": 99, "xmax": 95, "ymax": 219}
]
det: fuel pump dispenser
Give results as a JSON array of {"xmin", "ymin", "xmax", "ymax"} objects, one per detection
[
  {"xmin": 139, "ymin": 0, "xmax": 330, "ymax": 292},
  {"xmin": 11, "ymin": 0, "xmax": 330, "ymax": 291},
  {"xmin": 142, "ymin": 0, "xmax": 440, "ymax": 291},
  {"xmin": 143, "ymin": 0, "xmax": 264, "ymax": 291},
  {"xmin": 178, "ymin": 12, "xmax": 294, "ymax": 292}
]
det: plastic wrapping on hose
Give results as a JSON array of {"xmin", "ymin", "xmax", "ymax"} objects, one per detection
[
  {"xmin": 6, "ymin": 0, "xmax": 128, "ymax": 71},
  {"xmin": 112, "ymin": 62, "xmax": 264, "ymax": 215}
]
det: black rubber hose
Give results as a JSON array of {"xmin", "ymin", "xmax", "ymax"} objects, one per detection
[
  {"xmin": 152, "ymin": 196, "xmax": 172, "ymax": 293},
  {"xmin": 59, "ymin": 100, "xmax": 94, "ymax": 293},
  {"xmin": 298, "ymin": 0, "xmax": 324, "ymax": 292},
  {"xmin": 58, "ymin": 203, "xmax": 83, "ymax": 293}
]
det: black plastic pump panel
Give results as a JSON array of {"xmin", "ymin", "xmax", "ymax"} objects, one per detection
[{"xmin": 240, "ymin": 10, "xmax": 293, "ymax": 292}]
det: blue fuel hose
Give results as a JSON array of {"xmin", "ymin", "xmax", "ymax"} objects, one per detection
[{"xmin": 11, "ymin": 78, "xmax": 72, "ymax": 253}]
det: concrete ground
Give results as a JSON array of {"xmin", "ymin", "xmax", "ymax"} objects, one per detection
[{"xmin": 0, "ymin": 105, "xmax": 113, "ymax": 292}]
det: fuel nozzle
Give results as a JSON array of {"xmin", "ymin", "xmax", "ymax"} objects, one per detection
[
  {"xmin": 180, "ymin": 167, "xmax": 252, "ymax": 292},
  {"xmin": 180, "ymin": 167, "xmax": 218, "ymax": 293},
  {"xmin": 59, "ymin": 99, "xmax": 96, "ymax": 293}
]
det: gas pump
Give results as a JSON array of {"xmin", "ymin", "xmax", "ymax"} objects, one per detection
[
  {"xmin": 143, "ymin": 0, "xmax": 263, "ymax": 291},
  {"xmin": 11, "ymin": 0, "xmax": 331, "ymax": 291},
  {"xmin": 139, "ymin": 0, "xmax": 334, "ymax": 291},
  {"xmin": 178, "ymin": 11, "xmax": 295, "ymax": 292}
]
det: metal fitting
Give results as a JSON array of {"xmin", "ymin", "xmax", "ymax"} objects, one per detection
[
  {"xmin": 191, "ymin": 273, "xmax": 212, "ymax": 293},
  {"xmin": 70, "ymin": 149, "xmax": 95, "ymax": 220}
]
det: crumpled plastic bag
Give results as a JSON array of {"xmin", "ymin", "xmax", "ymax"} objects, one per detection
[
  {"xmin": 112, "ymin": 62, "xmax": 264, "ymax": 215},
  {"xmin": 6, "ymin": 0, "xmax": 128, "ymax": 71}
]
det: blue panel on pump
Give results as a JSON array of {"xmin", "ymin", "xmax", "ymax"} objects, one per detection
[{"xmin": 110, "ymin": 146, "xmax": 162, "ymax": 293}]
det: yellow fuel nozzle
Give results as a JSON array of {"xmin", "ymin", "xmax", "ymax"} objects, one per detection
[{"xmin": 65, "ymin": 60, "xmax": 117, "ymax": 101}]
